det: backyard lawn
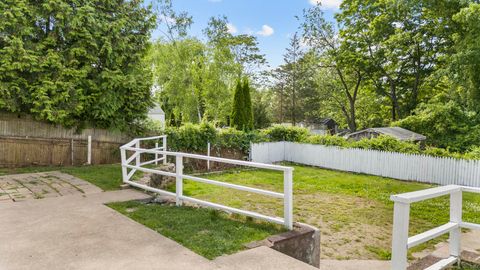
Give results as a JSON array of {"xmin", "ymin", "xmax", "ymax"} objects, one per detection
[
  {"xmin": 108, "ymin": 201, "xmax": 285, "ymax": 259},
  {"xmin": 2, "ymin": 163, "xmax": 480, "ymax": 261},
  {"xmin": 169, "ymin": 164, "xmax": 480, "ymax": 260}
]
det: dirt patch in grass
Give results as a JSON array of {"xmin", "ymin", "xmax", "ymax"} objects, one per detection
[{"xmin": 296, "ymin": 193, "xmax": 392, "ymax": 259}]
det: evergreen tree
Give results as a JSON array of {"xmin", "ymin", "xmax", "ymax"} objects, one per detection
[
  {"xmin": 230, "ymin": 80, "xmax": 245, "ymax": 129},
  {"xmin": 230, "ymin": 78, "xmax": 254, "ymax": 130},
  {"xmin": 0, "ymin": 0, "xmax": 156, "ymax": 129},
  {"xmin": 242, "ymin": 78, "xmax": 254, "ymax": 130}
]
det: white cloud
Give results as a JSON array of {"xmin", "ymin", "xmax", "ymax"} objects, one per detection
[
  {"xmin": 309, "ymin": 0, "xmax": 342, "ymax": 9},
  {"xmin": 256, "ymin": 25, "xmax": 274, "ymax": 37},
  {"xmin": 227, "ymin": 23, "xmax": 237, "ymax": 34}
]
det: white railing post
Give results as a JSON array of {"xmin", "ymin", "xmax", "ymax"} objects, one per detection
[
  {"xmin": 391, "ymin": 202, "xmax": 410, "ymax": 270},
  {"xmin": 87, "ymin": 135, "xmax": 92, "ymax": 165},
  {"xmin": 207, "ymin": 142, "xmax": 211, "ymax": 171},
  {"xmin": 284, "ymin": 168, "xmax": 293, "ymax": 230},
  {"xmin": 449, "ymin": 190, "xmax": 462, "ymax": 258},
  {"xmin": 120, "ymin": 148, "xmax": 128, "ymax": 183},
  {"xmin": 135, "ymin": 140, "xmax": 141, "ymax": 167},
  {"xmin": 155, "ymin": 142, "xmax": 159, "ymax": 165},
  {"xmin": 163, "ymin": 136, "xmax": 167, "ymax": 165},
  {"xmin": 176, "ymin": 155, "xmax": 183, "ymax": 206}
]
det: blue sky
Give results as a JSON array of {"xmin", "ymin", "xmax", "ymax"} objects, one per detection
[{"xmin": 151, "ymin": 0, "xmax": 339, "ymax": 68}]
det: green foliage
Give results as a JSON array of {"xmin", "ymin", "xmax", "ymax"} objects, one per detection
[
  {"xmin": 304, "ymin": 134, "xmax": 349, "ymax": 147},
  {"xmin": 252, "ymin": 89, "xmax": 272, "ymax": 129},
  {"xmin": 394, "ymin": 93, "xmax": 480, "ymax": 152},
  {"xmin": 148, "ymin": 9, "xmax": 265, "ymax": 125},
  {"xmin": 451, "ymin": 3, "xmax": 480, "ymax": 106},
  {"xmin": 230, "ymin": 78, "xmax": 254, "ymax": 131},
  {"xmin": 261, "ymin": 125, "xmax": 309, "ymax": 142},
  {"xmin": 166, "ymin": 122, "xmax": 217, "ymax": 152},
  {"xmin": 216, "ymin": 128, "xmax": 263, "ymax": 152},
  {"xmin": 353, "ymin": 136, "xmax": 421, "ymax": 154},
  {"xmin": 0, "ymin": 0, "xmax": 156, "ymax": 129}
]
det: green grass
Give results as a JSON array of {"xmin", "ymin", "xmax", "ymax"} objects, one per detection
[
  {"xmin": 108, "ymin": 200, "xmax": 285, "ymax": 259},
  {"xmin": 451, "ymin": 262, "xmax": 480, "ymax": 270},
  {"xmin": 0, "ymin": 164, "xmax": 125, "ymax": 191},
  {"xmin": 164, "ymin": 163, "xmax": 480, "ymax": 260}
]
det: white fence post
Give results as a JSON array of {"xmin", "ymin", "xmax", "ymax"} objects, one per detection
[
  {"xmin": 176, "ymin": 155, "xmax": 183, "ymax": 206},
  {"xmin": 120, "ymin": 148, "xmax": 127, "ymax": 183},
  {"xmin": 135, "ymin": 140, "xmax": 140, "ymax": 167},
  {"xmin": 87, "ymin": 135, "xmax": 92, "ymax": 165},
  {"xmin": 391, "ymin": 202, "xmax": 410, "ymax": 270},
  {"xmin": 163, "ymin": 136, "xmax": 167, "ymax": 165},
  {"xmin": 450, "ymin": 190, "xmax": 462, "ymax": 257},
  {"xmin": 284, "ymin": 168, "xmax": 293, "ymax": 230},
  {"xmin": 155, "ymin": 142, "xmax": 159, "ymax": 165},
  {"xmin": 207, "ymin": 142, "xmax": 211, "ymax": 171}
]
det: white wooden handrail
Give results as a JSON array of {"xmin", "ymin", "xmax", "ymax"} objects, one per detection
[
  {"xmin": 391, "ymin": 185, "xmax": 480, "ymax": 270},
  {"xmin": 120, "ymin": 136, "xmax": 294, "ymax": 229}
]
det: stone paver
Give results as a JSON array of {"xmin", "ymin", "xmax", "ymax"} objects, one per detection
[{"xmin": 0, "ymin": 171, "xmax": 102, "ymax": 202}]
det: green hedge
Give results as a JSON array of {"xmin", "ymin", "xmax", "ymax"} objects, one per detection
[{"xmin": 139, "ymin": 122, "xmax": 480, "ymax": 160}]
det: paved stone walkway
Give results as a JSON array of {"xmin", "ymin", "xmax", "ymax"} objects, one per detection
[{"xmin": 0, "ymin": 171, "xmax": 102, "ymax": 202}]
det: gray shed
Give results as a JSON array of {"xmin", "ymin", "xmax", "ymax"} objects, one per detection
[{"xmin": 345, "ymin": 127, "xmax": 426, "ymax": 142}]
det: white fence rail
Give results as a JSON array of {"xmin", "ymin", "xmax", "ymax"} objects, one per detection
[
  {"xmin": 391, "ymin": 185, "xmax": 480, "ymax": 270},
  {"xmin": 120, "ymin": 136, "xmax": 294, "ymax": 229},
  {"xmin": 251, "ymin": 142, "xmax": 480, "ymax": 187}
]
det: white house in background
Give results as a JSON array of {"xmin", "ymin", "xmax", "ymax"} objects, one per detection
[{"xmin": 147, "ymin": 103, "xmax": 165, "ymax": 126}]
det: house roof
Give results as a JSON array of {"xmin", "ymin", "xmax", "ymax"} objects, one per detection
[
  {"xmin": 148, "ymin": 104, "xmax": 165, "ymax": 115},
  {"xmin": 346, "ymin": 127, "xmax": 426, "ymax": 141}
]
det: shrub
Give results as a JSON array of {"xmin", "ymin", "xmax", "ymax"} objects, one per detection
[
  {"xmin": 217, "ymin": 128, "xmax": 264, "ymax": 152},
  {"xmin": 351, "ymin": 136, "xmax": 421, "ymax": 154},
  {"xmin": 133, "ymin": 121, "xmax": 479, "ymax": 160},
  {"xmin": 166, "ymin": 122, "xmax": 216, "ymax": 152},
  {"xmin": 262, "ymin": 125, "xmax": 309, "ymax": 142},
  {"xmin": 304, "ymin": 134, "xmax": 349, "ymax": 147}
]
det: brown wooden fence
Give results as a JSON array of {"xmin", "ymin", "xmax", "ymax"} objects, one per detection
[{"xmin": 0, "ymin": 113, "xmax": 130, "ymax": 168}]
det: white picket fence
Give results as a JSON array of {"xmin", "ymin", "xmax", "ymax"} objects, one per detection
[{"xmin": 251, "ymin": 142, "xmax": 480, "ymax": 187}]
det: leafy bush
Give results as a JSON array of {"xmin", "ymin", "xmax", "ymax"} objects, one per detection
[
  {"xmin": 216, "ymin": 128, "xmax": 265, "ymax": 152},
  {"xmin": 304, "ymin": 134, "xmax": 349, "ymax": 147},
  {"xmin": 166, "ymin": 123, "xmax": 216, "ymax": 152},
  {"xmin": 133, "ymin": 122, "xmax": 478, "ymax": 160},
  {"xmin": 261, "ymin": 125, "xmax": 309, "ymax": 142},
  {"xmin": 351, "ymin": 136, "xmax": 421, "ymax": 154}
]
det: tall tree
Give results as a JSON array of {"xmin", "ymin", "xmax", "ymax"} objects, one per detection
[
  {"xmin": 336, "ymin": 0, "xmax": 465, "ymax": 120},
  {"xmin": 282, "ymin": 33, "xmax": 303, "ymax": 126},
  {"xmin": 203, "ymin": 16, "xmax": 266, "ymax": 77},
  {"xmin": 0, "ymin": 0, "xmax": 156, "ymax": 129},
  {"xmin": 230, "ymin": 79, "xmax": 253, "ymax": 130},
  {"xmin": 450, "ymin": 3, "xmax": 480, "ymax": 108},
  {"xmin": 301, "ymin": 4, "xmax": 363, "ymax": 131},
  {"xmin": 242, "ymin": 78, "xmax": 254, "ymax": 130}
]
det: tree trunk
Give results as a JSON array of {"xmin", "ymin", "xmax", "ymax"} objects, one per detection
[
  {"xmin": 389, "ymin": 80, "xmax": 400, "ymax": 121},
  {"xmin": 348, "ymin": 100, "xmax": 357, "ymax": 132}
]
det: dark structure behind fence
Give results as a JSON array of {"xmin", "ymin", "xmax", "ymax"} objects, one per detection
[{"xmin": 0, "ymin": 113, "xmax": 130, "ymax": 167}]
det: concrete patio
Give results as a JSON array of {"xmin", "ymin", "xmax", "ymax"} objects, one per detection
[{"xmin": 0, "ymin": 189, "xmax": 318, "ymax": 270}]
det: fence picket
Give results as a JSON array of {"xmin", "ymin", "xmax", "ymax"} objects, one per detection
[{"xmin": 251, "ymin": 142, "xmax": 480, "ymax": 187}]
